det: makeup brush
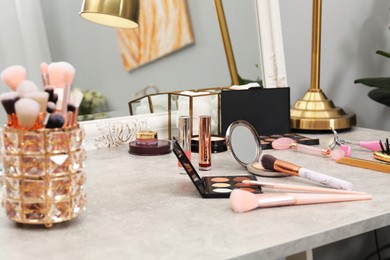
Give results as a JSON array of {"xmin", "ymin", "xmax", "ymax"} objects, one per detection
[
  {"xmin": 260, "ymin": 154, "xmax": 353, "ymax": 190},
  {"xmin": 64, "ymin": 103, "xmax": 76, "ymax": 127},
  {"xmin": 25, "ymin": 91, "xmax": 49, "ymax": 128},
  {"xmin": 44, "ymin": 86, "xmax": 55, "ymax": 102},
  {"xmin": 242, "ymin": 180, "xmax": 366, "ymax": 195},
  {"xmin": 14, "ymin": 98, "xmax": 40, "ymax": 130},
  {"xmin": 43, "ymin": 101, "xmax": 56, "ymax": 127},
  {"xmin": 62, "ymin": 67, "xmax": 75, "ymax": 116},
  {"xmin": 46, "ymin": 113, "xmax": 65, "ymax": 129},
  {"xmin": 41, "ymin": 62, "xmax": 50, "ymax": 87},
  {"xmin": 70, "ymin": 88, "xmax": 83, "ymax": 125},
  {"xmin": 16, "ymin": 80, "xmax": 39, "ymax": 98},
  {"xmin": 48, "ymin": 62, "xmax": 65, "ymax": 88},
  {"xmin": 0, "ymin": 92, "xmax": 20, "ymax": 128},
  {"xmin": 230, "ymin": 189, "xmax": 372, "ymax": 213},
  {"xmin": 1, "ymin": 65, "xmax": 27, "ymax": 91},
  {"xmin": 272, "ymin": 137, "xmax": 345, "ymax": 160}
]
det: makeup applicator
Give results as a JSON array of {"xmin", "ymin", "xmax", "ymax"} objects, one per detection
[
  {"xmin": 70, "ymin": 88, "xmax": 83, "ymax": 125},
  {"xmin": 0, "ymin": 92, "xmax": 20, "ymax": 128},
  {"xmin": 272, "ymin": 137, "xmax": 345, "ymax": 160},
  {"xmin": 41, "ymin": 62, "xmax": 50, "ymax": 87},
  {"xmin": 1, "ymin": 65, "xmax": 27, "ymax": 91},
  {"xmin": 24, "ymin": 91, "xmax": 49, "ymax": 128},
  {"xmin": 260, "ymin": 154, "xmax": 353, "ymax": 190},
  {"xmin": 230, "ymin": 189, "xmax": 372, "ymax": 213},
  {"xmin": 16, "ymin": 80, "xmax": 39, "ymax": 98},
  {"xmin": 14, "ymin": 98, "xmax": 40, "ymax": 130}
]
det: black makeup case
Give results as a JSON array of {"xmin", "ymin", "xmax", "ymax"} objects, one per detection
[{"xmin": 220, "ymin": 87, "xmax": 291, "ymax": 136}]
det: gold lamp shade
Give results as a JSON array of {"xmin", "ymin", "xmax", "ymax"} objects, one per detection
[{"xmin": 80, "ymin": 0, "xmax": 140, "ymax": 29}]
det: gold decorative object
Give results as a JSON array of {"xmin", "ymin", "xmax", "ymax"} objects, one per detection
[
  {"xmin": 1, "ymin": 126, "xmax": 86, "ymax": 228},
  {"xmin": 290, "ymin": 0, "xmax": 356, "ymax": 131},
  {"xmin": 80, "ymin": 0, "xmax": 140, "ymax": 29},
  {"xmin": 214, "ymin": 0, "xmax": 240, "ymax": 85},
  {"xmin": 128, "ymin": 87, "xmax": 224, "ymax": 139}
]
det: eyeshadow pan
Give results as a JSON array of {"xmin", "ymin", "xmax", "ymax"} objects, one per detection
[
  {"xmin": 212, "ymin": 188, "xmax": 232, "ymax": 193},
  {"xmin": 233, "ymin": 176, "xmax": 251, "ymax": 182},
  {"xmin": 240, "ymin": 188, "xmax": 256, "ymax": 193},
  {"xmin": 235, "ymin": 183, "xmax": 254, "ymax": 188},
  {"xmin": 211, "ymin": 177, "xmax": 229, "ymax": 182},
  {"xmin": 212, "ymin": 183, "xmax": 231, "ymax": 188}
]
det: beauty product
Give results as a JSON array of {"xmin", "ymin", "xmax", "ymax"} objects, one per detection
[
  {"xmin": 230, "ymin": 189, "xmax": 372, "ymax": 213},
  {"xmin": 0, "ymin": 92, "xmax": 20, "ymax": 128},
  {"xmin": 129, "ymin": 130, "xmax": 171, "ymax": 156},
  {"xmin": 177, "ymin": 116, "xmax": 191, "ymax": 165},
  {"xmin": 14, "ymin": 98, "xmax": 40, "ymax": 130},
  {"xmin": 336, "ymin": 157, "xmax": 390, "ymax": 174},
  {"xmin": 191, "ymin": 135, "xmax": 227, "ymax": 153},
  {"xmin": 374, "ymin": 139, "xmax": 390, "ymax": 163},
  {"xmin": 1, "ymin": 65, "xmax": 26, "ymax": 91},
  {"xmin": 261, "ymin": 154, "xmax": 353, "ymax": 190},
  {"xmin": 242, "ymin": 180, "xmax": 366, "ymax": 195},
  {"xmin": 172, "ymin": 139, "xmax": 262, "ymax": 198},
  {"xmin": 136, "ymin": 130, "xmax": 158, "ymax": 146},
  {"xmin": 260, "ymin": 133, "xmax": 319, "ymax": 150},
  {"xmin": 272, "ymin": 137, "xmax": 345, "ymax": 160},
  {"xmin": 198, "ymin": 115, "xmax": 211, "ymax": 171},
  {"xmin": 329, "ymin": 128, "xmax": 381, "ymax": 151}
]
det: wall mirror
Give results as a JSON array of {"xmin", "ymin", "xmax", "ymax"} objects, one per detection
[{"xmin": 0, "ymin": 0, "xmax": 286, "ymax": 123}]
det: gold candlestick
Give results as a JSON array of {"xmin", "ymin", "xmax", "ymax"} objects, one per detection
[{"xmin": 290, "ymin": 0, "xmax": 356, "ymax": 131}]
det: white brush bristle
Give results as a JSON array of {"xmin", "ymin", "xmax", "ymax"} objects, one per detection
[
  {"xmin": 71, "ymin": 88, "xmax": 84, "ymax": 107},
  {"xmin": 1, "ymin": 65, "xmax": 27, "ymax": 91},
  {"xmin": 17, "ymin": 80, "xmax": 39, "ymax": 98},
  {"xmin": 15, "ymin": 98, "xmax": 40, "ymax": 129},
  {"xmin": 24, "ymin": 92, "xmax": 49, "ymax": 113},
  {"xmin": 230, "ymin": 189, "xmax": 259, "ymax": 213}
]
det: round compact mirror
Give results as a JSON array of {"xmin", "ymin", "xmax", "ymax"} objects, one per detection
[
  {"xmin": 225, "ymin": 120, "xmax": 261, "ymax": 167},
  {"xmin": 225, "ymin": 120, "xmax": 288, "ymax": 177}
]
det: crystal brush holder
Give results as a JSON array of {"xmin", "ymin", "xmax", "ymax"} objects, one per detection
[{"xmin": 1, "ymin": 126, "xmax": 86, "ymax": 228}]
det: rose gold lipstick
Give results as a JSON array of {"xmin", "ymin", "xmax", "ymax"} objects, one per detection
[{"xmin": 198, "ymin": 115, "xmax": 211, "ymax": 171}]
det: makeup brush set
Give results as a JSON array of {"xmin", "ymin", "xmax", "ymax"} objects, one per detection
[{"xmin": 0, "ymin": 63, "xmax": 84, "ymax": 130}]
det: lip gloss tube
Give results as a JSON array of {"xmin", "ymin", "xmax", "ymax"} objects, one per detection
[
  {"xmin": 177, "ymin": 116, "xmax": 191, "ymax": 168},
  {"xmin": 198, "ymin": 115, "xmax": 211, "ymax": 171}
]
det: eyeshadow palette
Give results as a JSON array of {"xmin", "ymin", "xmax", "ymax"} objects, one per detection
[
  {"xmin": 260, "ymin": 133, "xmax": 319, "ymax": 150},
  {"xmin": 172, "ymin": 139, "xmax": 262, "ymax": 198}
]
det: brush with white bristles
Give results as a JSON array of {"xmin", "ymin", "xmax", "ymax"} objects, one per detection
[
  {"xmin": 230, "ymin": 189, "xmax": 372, "ymax": 213},
  {"xmin": 61, "ymin": 67, "xmax": 75, "ymax": 116},
  {"xmin": 70, "ymin": 88, "xmax": 83, "ymax": 126},
  {"xmin": 1, "ymin": 65, "xmax": 27, "ymax": 91},
  {"xmin": 14, "ymin": 98, "xmax": 40, "ymax": 130},
  {"xmin": 16, "ymin": 80, "xmax": 39, "ymax": 98},
  {"xmin": 25, "ymin": 91, "xmax": 49, "ymax": 128}
]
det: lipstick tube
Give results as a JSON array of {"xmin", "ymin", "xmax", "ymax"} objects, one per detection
[
  {"xmin": 198, "ymin": 115, "xmax": 211, "ymax": 171},
  {"xmin": 177, "ymin": 116, "xmax": 191, "ymax": 167}
]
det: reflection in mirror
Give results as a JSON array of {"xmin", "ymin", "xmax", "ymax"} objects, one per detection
[{"xmin": 225, "ymin": 120, "xmax": 261, "ymax": 167}]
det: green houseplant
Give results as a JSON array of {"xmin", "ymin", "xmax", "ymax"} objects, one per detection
[{"xmin": 355, "ymin": 50, "xmax": 390, "ymax": 107}]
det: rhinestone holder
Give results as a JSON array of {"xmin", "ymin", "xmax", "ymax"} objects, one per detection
[{"xmin": 1, "ymin": 126, "xmax": 86, "ymax": 228}]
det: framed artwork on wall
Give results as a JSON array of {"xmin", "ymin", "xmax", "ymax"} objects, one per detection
[{"xmin": 116, "ymin": 0, "xmax": 195, "ymax": 71}]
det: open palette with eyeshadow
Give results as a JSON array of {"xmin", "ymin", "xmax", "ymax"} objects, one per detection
[
  {"xmin": 172, "ymin": 138, "xmax": 263, "ymax": 198},
  {"xmin": 260, "ymin": 133, "xmax": 319, "ymax": 150}
]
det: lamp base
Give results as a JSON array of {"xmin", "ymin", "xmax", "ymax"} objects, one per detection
[{"xmin": 290, "ymin": 90, "xmax": 356, "ymax": 131}]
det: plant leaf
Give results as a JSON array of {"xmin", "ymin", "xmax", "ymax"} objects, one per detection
[
  {"xmin": 354, "ymin": 77, "xmax": 390, "ymax": 88},
  {"xmin": 376, "ymin": 50, "xmax": 390, "ymax": 58},
  {"xmin": 368, "ymin": 88, "xmax": 390, "ymax": 107}
]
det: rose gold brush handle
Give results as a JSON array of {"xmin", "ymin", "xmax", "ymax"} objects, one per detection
[{"xmin": 256, "ymin": 193, "xmax": 372, "ymax": 208}]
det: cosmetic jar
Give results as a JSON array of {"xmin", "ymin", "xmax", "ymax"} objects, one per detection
[
  {"xmin": 129, "ymin": 130, "xmax": 171, "ymax": 156},
  {"xmin": 191, "ymin": 135, "xmax": 227, "ymax": 153},
  {"xmin": 136, "ymin": 130, "xmax": 158, "ymax": 146}
]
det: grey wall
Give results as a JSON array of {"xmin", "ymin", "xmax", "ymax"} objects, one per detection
[
  {"xmin": 40, "ymin": 0, "xmax": 262, "ymax": 116},
  {"xmin": 39, "ymin": 0, "xmax": 390, "ymax": 131}
]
